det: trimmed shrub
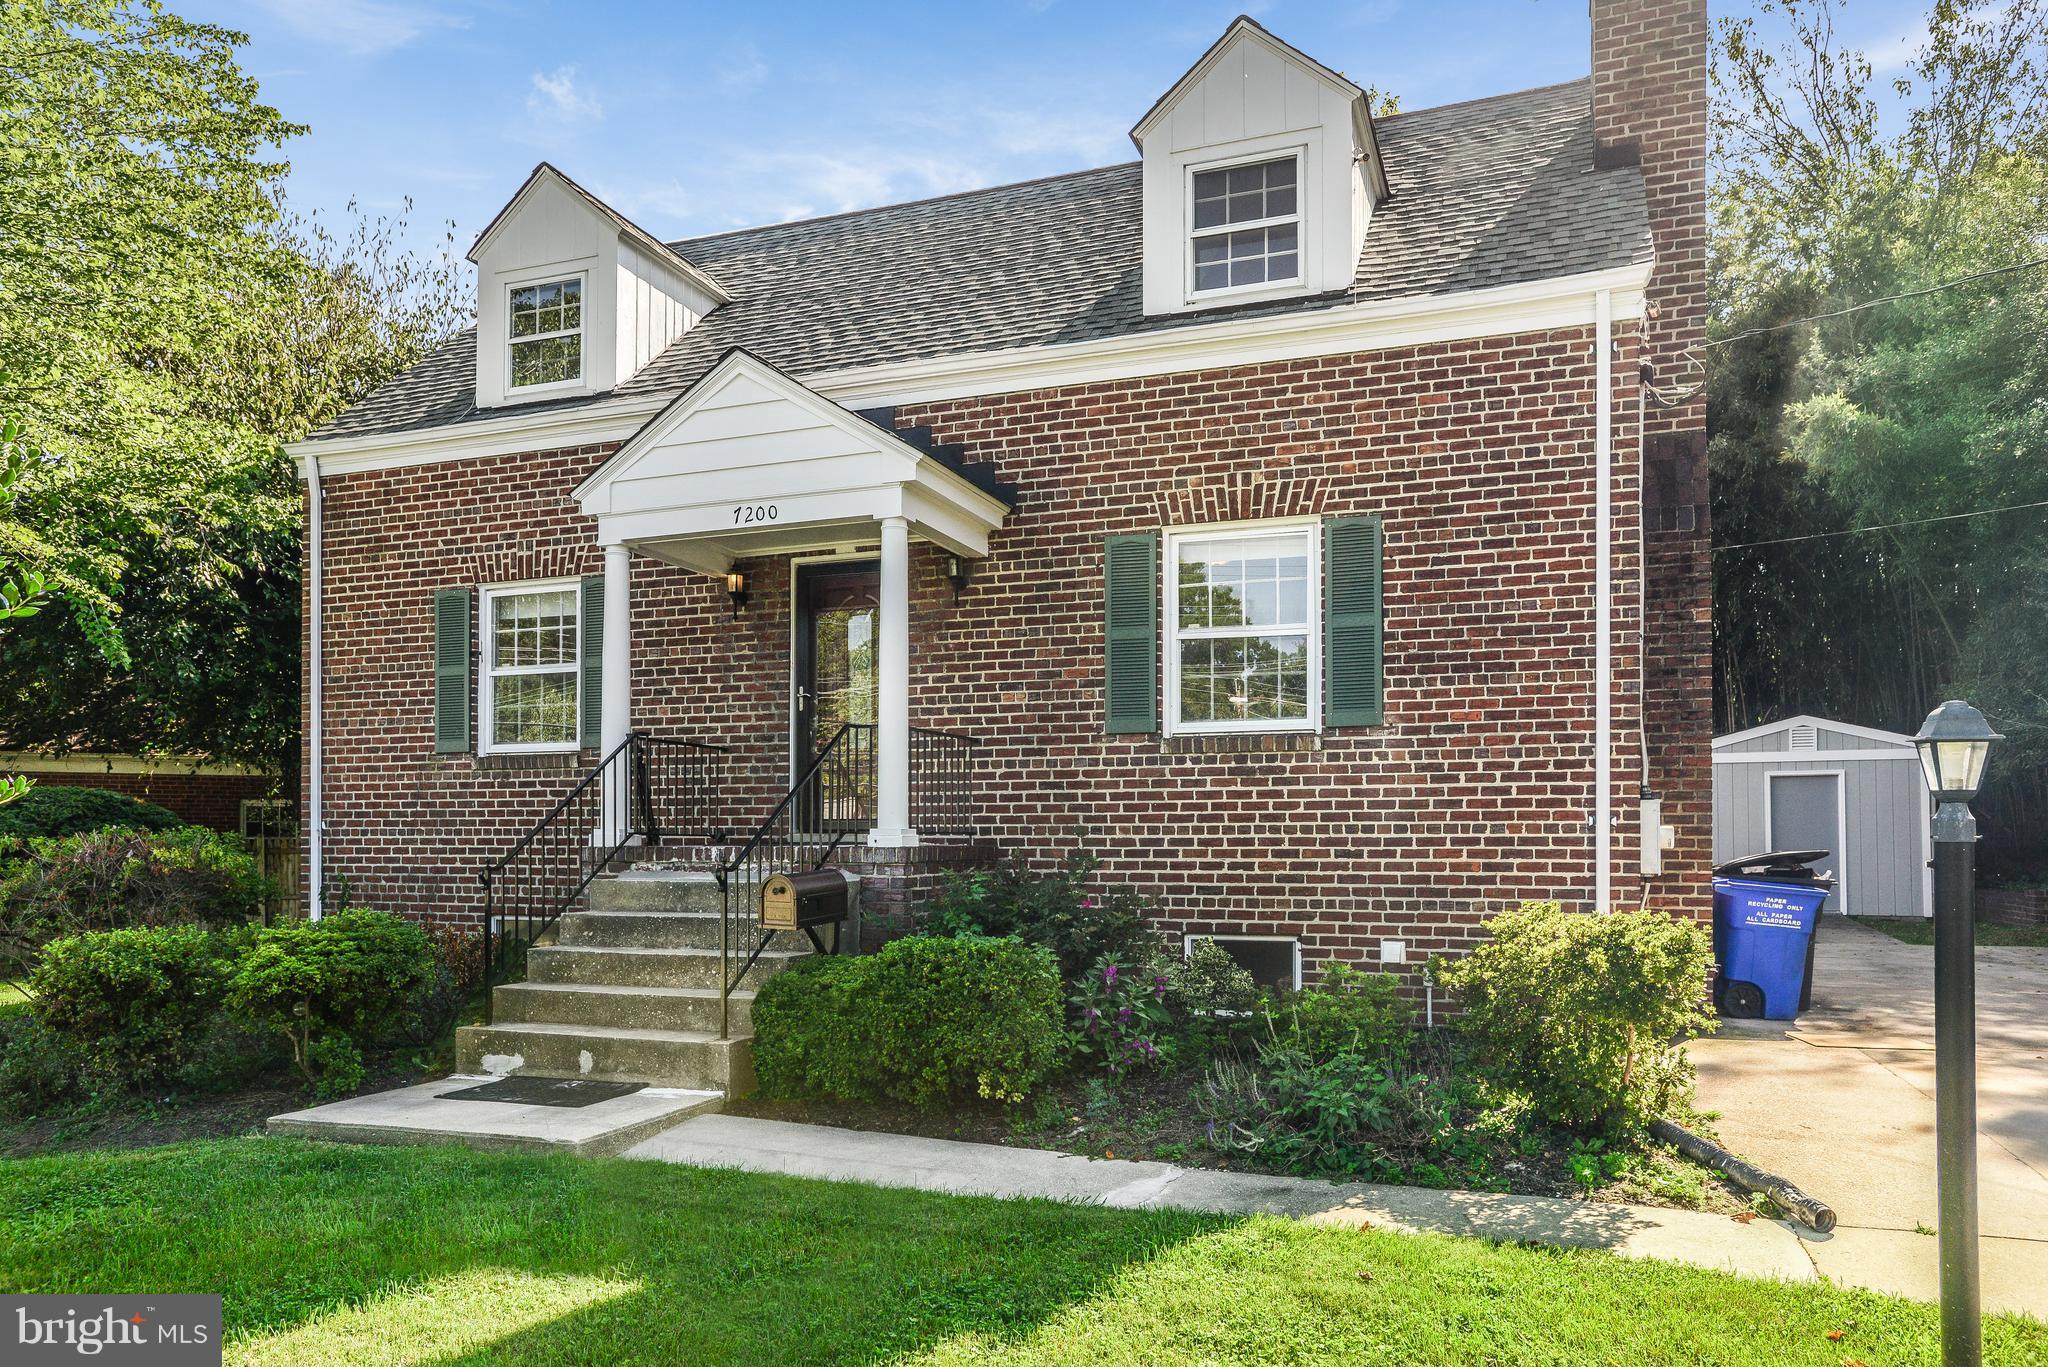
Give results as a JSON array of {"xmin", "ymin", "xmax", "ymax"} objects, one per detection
[
  {"xmin": 1431, "ymin": 900, "xmax": 1715, "ymax": 1135},
  {"xmin": 0, "ymin": 827, "xmax": 269, "ymax": 978},
  {"xmin": 1266, "ymin": 962, "xmax": 1415, "ymax": 1065},
  {"xmin": 225, "ymin": 908, "xmax": 435, "ymax": 1098},
  {"xmin": 28, "ymin": 926, "xmax": 230, "ymax": 1088},
  {"xmin": 0, "ymin": 785, "xmax": 185, "ymax": 840},
  {"xmin": 754, "ymin": 935, "xmax": 1065, "ymax": 1106},
  {"xmin": 915, "ymin": 847, "xmax": 1159, "ymax": 983}
]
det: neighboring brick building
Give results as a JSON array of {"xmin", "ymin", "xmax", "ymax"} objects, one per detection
[
  {"xmin": 0, "ymin": 752, "xmax": 281, "ymax": 834},
  {"xmin": 293, "ymin": 10, "xmax": 1709, "ymax": 993}
]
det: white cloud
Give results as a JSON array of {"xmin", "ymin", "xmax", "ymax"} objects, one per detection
[
  {"xmin": 529, "ymin": 66, "xmax": 603, "ymax": 122},
  {"xmin": 246, "ymin": 0, "xmax": 469, "ymax": 58},
  {"xmin": 1864, "ymin": 22, "xmax": 1926, "ymax": 74},
  {"xmin": 716, "ymin": 42, "xmax": 770, "ymax": 93}
]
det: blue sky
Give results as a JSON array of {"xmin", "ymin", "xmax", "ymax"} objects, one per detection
[{"xmin": 186, "ymin": 0, "xmax": 1933, "ymax": 253}]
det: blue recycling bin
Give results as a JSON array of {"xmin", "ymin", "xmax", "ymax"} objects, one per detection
[{"xmin": 1713, "ymin": 869, "xmax": 1831, "ymax": 1020}]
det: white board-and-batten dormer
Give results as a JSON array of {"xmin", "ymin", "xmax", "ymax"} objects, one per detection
[
  {"xmin": 1133, "ymin": 16, "xmax": 1388, "ymax": 317},
  {"xmin": 467, "ymin": 163, "xmax": 729, "ymax": 409}
]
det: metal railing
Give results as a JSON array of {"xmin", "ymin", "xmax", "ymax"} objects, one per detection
[
  {"xmin": 910, "ymin": 725, "xmax": 977, "ymax": 836},
  {"xmin": 714, "ymin": 722, "xmax": 868, "ymax": 1038},
  {"xmin": 479, "ymin": 731, "xmax": 725, "ymax": 1022}
]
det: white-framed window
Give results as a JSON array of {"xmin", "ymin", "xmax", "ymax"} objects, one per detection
[
  {"xmin": 1165, "ymin": 520, "xmax": 1319, "ymax": 735},
  {"xmin": 1186, "ymin": 934, "xmax": 1302, "ymax": 993},
  {"xmin": 507, "ymin": 275, "xmax": 584, "ymax": 390},
  {"xmin": 1188, "ymin": 154, "xmax": 1300, "ymax": 296},
  {"xmin": 479, "ymin": 580, "xmax": 581, "ymax": 753}
]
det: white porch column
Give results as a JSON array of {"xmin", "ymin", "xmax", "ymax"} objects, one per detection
[
  {"xmin": 871, "ymin": 515, "xmax": 918, "ymax": 847},
  {"xmin": 601, "ymin": 543, "xmax": 633, "ymax": 842}
]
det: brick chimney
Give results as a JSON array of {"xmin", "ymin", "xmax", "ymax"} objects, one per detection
[{"xmin": 1591, "ymin": 0, "xmax": 1711, "ymax": 916}]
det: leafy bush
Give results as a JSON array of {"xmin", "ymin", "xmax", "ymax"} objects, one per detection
[
  {"xmin": 915, "ymin": 848, "xmax": 1158, "ymax": 983},
  {"xmin": 0, "ymin": 785, "xmax": 185, "ymax": 840},
  {"xmin": 1266, "ymin": 962, "xmax": 1415, "ymax": 1065},
  {"xmin": 1168, "ymin": 937, "xmax": 1260, "ymax": 1017},
  {"xmin": 1199, "ymin": 1043, "xmax": 1475, "ymax": 1181},
  {"xmin": 754, "ymin": 935, "xmax": 1065, "ymax": 1106},
  {"xmin": 0, "ymin": 826, "xmax": 270, "ymax": 978},
  {"xmin": 0, "ymin": 1009, "xmax": 90, "ymax": 1114},
  {"xmin": 225, "ymin": 908, "xmax": 435, "ymax": 1096},
  {"xmin": 1431, "ymin": 900, "xmax": 1714, "ymax": 1135},
  {"xmin": 1071, "ymin": 955, "xmax": 1173, "ymax": 1078},
  {"xmin": 28, "ymin": 926, "xmax": 230, "ymax": 1088}
]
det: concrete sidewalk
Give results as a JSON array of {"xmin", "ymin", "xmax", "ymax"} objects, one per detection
[{"xmin": 624, "ymin": 1113, "xmax": 1817, "ymax": 1283}]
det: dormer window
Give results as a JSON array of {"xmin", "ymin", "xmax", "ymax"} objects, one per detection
[
  {"xmin": 1191, "ymin": 156, "xmax": 1300, "ymax": 295},
  {"xmin": 508, "ymin": 276, "xmax": 584, "ymax": 390}
]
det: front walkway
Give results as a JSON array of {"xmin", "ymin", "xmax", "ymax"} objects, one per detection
[
  {"xmin": 622, "ymin": 1113, "xmax": 1815, "ymax": 1281},
  {"xmin": 1691, "ymin": 916, "xmax": 2048, "ymax": 1318}
]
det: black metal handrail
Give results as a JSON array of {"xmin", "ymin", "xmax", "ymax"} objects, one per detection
[
  {"xmin": 910, "ymin": 725, "xmax": 977, "ymax": 836},
  {"xmin": 478, "ymin": 731, "xmax": 726, "ymax": 1023},
  {"xmin": 713, "ymin": 722, "xmax": 868, "ymax": 1038}
]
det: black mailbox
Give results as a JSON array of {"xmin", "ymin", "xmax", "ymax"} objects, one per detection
[{"xmin": 760, "ymin": 868, "xmax": 850, "ymax": 931}]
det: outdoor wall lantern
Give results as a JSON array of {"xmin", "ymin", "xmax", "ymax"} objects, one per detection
[
  {"xmin": 725, "ymin": 571, "xmax": 749, "ymax": 619},
  {"xmin": 1913, "ymin": 697, "xmax": 2002, "ymax": 1367},
  {"xmin": 946, "ymin": 554, "xmax": 972, "ymax": 599},
  {"xmin": 1915, "ymin": 699, "xmax": 2000, "ymax": 802}
]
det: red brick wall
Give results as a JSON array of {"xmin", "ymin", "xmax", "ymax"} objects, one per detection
[
  {"xmin": 304, "ymin": 319, "xmax": 1684, "ymax": 970},
  {"xmin": 1593, "ymin": 0, "xmax": 1711, "ymax": 918},
  {"xmin": 19, "ymin": 768, "xmax": 279, "ymax": 834}
]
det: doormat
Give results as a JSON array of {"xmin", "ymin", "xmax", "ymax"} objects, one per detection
[{"xmin": 438, "ymin": 1077, "xmax": 644, "ymax": 1107}]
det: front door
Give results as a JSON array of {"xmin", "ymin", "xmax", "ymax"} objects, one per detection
[{"xmin": 793, "ymin": 562, "xmax": 879, "ymax": 831}]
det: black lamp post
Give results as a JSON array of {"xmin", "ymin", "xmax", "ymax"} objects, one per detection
[{"xmin": 1913, "ymin": 699, "xmax": 2002, "ymax": 1367}]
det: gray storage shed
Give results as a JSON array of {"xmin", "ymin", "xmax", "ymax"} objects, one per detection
[{"xmin": 1712, "ymin": 715, "xmax": 1930, "ymax": 918}]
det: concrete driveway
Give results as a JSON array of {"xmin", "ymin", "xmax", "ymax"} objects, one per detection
[{"xmin": 1690, "ymin": 916, "xmax": 2048, "ymax": 1318}]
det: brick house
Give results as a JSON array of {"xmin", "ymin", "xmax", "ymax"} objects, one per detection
[{"xmin": 290, "ymin": 9, "xmax": 1708, "ymax": 1084}]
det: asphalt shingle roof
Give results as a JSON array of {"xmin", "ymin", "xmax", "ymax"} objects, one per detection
[{"xmin": 311, "ymin": 78, "xmax": 1648, "ymax": 443}]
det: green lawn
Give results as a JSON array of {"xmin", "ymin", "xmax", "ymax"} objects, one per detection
[
  {"xmin": 1855, "ymin": 916, "xmax": 2048, "ymax": 948},
  {"xmin": 1, "ymin": 1140, "xmax": 2043, "ymax": 1364}
]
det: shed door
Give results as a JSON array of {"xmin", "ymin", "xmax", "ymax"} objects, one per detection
[{"xmin": 1768, "ymin": 772, "xmax": 1844, "ymax": 913}]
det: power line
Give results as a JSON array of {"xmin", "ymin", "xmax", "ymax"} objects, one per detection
[
  {"xmin": 1714, "ymin": 497, "xmax": 2048, "ymax": 553},
  {"xmin": 1705, "ymin": 256, "xmax": 2048, "ymax": 350}
]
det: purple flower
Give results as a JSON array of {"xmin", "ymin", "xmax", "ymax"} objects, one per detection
[
  {"xmin": 1083, "ymin": 897, "xmax": 1098, "ymax": 909},
  {"xmin": 1118, "ymin": 1005, "xmax": 1133, "ymax": 1023},
  {"xmin": 1101, "ymin": 963, "xmax": 1119, "ymax": 985}
]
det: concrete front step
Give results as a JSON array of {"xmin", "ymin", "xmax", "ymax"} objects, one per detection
[
  {"xmin": 456, "ymin": 1021, "xmax": 756, "ymax": 1093},
  {"xmin": 527, "ymin": 943, "xmax": 806, "ymax": 991},
  {"xmin": 492, "ymin": 980, "xmax": 754, "ymax": 1034},
  {"xmin": 557, "ymin": 909, "xmax": 809, "ymax": 953},
  {"xmin": 268, "ymin": 1077, "xmax": 723, "ymax": 1158},
  {"xmin": 588, "ymin": 870, "xmax": 725, "ymax": 915}
]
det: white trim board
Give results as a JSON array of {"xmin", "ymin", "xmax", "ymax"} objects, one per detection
[
  {"xmin": 1712, "ymin": 749, "xmax": 1919, "ymax": 764},
  {"xmin": 291, "ymin": 264, "xmax": 1651, "ymax": 480}
]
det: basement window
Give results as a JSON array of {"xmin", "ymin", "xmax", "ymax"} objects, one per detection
[
  {"xmin": 508, "ymin": 276, "xmax": 584, "ymax": 390},
  {"xmin": 1190, "ymin": 155, "xmax": 1300, "ymax": 295},
  {"xmin": 1187, "ymin": 935, "xmax": 1301, "ymax": 993}
]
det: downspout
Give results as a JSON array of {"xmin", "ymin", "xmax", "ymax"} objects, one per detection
[
  {"xmin": 1594, "ymin": 289, "xmax": 1614, "ymax": 914},
  {"xmin": 305, "ymin": 449, "xmax": 325, "ymax": 922}
]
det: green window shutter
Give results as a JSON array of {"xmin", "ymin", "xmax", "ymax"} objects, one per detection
[
  {"xmin": 580, "ymin": 574, "xmax": 605, "ymax": 750},
  {"xmin": 433, "ymin": 588, "xmax": 472, "ymax": 754},
  {"xmin": 1324, "ymin": 516, "xmax": 1384, "ymax": 727},
  {"xmin": 1104, "ymin": 533, "xmax": 1159, "ymax": 734}
]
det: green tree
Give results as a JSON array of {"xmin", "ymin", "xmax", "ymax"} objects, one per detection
[
  {"xmin": 1710, "ymin": 0, "xmax": 2048, "ymax": 869},
  {"xmin": 0, "ymin": 1, "xmax": 467, "ymax": 774}
]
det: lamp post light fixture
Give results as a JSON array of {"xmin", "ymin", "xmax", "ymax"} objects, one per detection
[
  {"xmin": 1914, "ymin": 699, "xmax": 2002, "ymax": 1367},
  {"xmin": 724, "ymin": 571, "xmax": 749, "ymax": 620}
]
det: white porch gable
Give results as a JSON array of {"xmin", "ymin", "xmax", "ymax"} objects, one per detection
[{"xmin": 574, "ymin": 348, "xmax": 1010, "ymax": 574}]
